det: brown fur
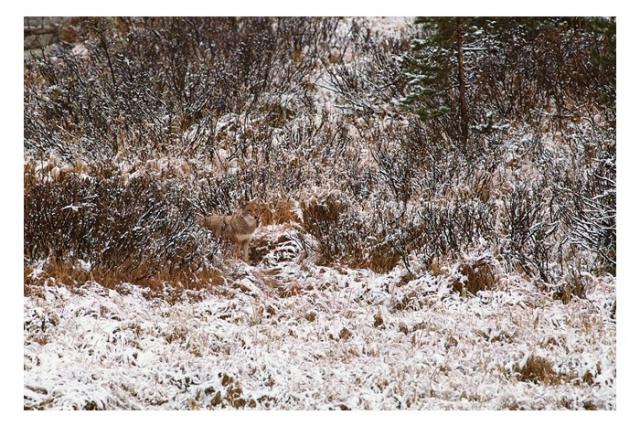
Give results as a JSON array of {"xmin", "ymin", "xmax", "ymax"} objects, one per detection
[{"xmin": 198, "ymin": 201, "xmax": 261, "ymax": 262}]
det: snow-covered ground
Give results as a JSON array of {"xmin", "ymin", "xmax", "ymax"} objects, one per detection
[{"xmin": 24, "ymin": 228, "xmax": 616, "ymax": 409}]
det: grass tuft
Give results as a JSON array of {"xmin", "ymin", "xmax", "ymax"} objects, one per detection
[{"xmin": 514, "ymin": 355, "xmax": 560, "ymax": 385}]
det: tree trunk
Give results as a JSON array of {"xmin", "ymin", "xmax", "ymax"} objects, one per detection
[{"xmin": 455, "ymin": 18, "xmax": 469, "ymax": 150}]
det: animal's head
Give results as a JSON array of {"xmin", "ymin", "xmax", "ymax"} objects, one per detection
[{"xmin": 240, "ymin": 200, "xmax": 262, "ymax": 224}]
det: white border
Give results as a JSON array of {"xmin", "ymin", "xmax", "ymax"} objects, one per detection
[
  {"xmin": 4, "ymin": 1, "xmax": 637, "ymax": 425},
  {"xmin": 16, "ymin": 0, "xmax": 625, "ymax": 17}
]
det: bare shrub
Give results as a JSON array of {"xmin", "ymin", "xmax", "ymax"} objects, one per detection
[
  {"xmin": 24, "ymin": 17, "xmax": 340, "ymax": 162},
  {"xmin": 323, "ymin": 23, "xmax": 411, "ymax": 116},
  {"xmin": 23, "ymin": 17, "xmax": 615, "ymax": 291},
  {"xmin": 501, "ymin": 184, "xmax": 558, "ymax": 282},
  {"xmin": 24, "ymin": 167, "xmax": 220, "ymax": 288},
  {"xmin": 410, "ymin": 201, "xmax": 497, "ymax": 260}
]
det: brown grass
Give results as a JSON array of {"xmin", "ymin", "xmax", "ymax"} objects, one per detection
[
  {"xmin": 301, "ymin": 194, "xmax": 345, "ymax": 228},
  {"xmin": 429, "ymin": 257, "xmax": 446, "ymax": 276},
  {"xmin": 452, "ymin": 258, "xmax": 497, "ymax": 296},
  {"xmin": 554, "ymin": 270, "xmax": 587, "ymax": 304},
  {"xmin": 245, "ymin": 198, "xmax": 300, "ymax": 227},
  {"xmin": 360, "ymin": 242, "xmax": 401, "ymax": 274},
  {"xmin": 206, "ymin": 373, "xmax": 261, "ymax": 409},
  {"xmin": 339, "ymin": 327, "xmax": 353, "ymax": 340},
  {"xmin": 25, "ymin": 169, "xmax": 220, "ymax": 297},
  {"xmin": 373, "ymin": 311, "xmax": 384, "ymax": 328},
  {"xmin": 391, "ymin": 290, "xmax": 418, "ymax": 312},
  {"xmin": 24, "ymin": 161, "xmax": 37, "ymax": 193},
  {"xmin": 514, "ymin": 355, "xmax": 560, "ymax": 385},
  {"xmin": 260, "ymin": 275, "xmax": 302, "ymax": 298},
  {"xmin": 273, "ymin": 199, "xmax": 300, "ymax": 224},
  {"xmin": 24, "ymin": 259, "xmax": 225, "ymax": 299},
  {"xmin": 301, "ymin": 194, "xmax": 401, "ymax": 273}
]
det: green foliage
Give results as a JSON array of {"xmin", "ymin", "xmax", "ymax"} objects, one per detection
[
  {"xmin": 400, "ymin": 17, "xmax": 492, "ymax": 142},
  {"xmin": 400, "ymin": 18, "xmax": 460, "ymax": 122},
  {"xmin": 399, "ymin": 17, "xmax": 616, "ymax": 136}
]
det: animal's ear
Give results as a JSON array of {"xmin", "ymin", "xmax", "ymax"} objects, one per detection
[{"xmin": 241, "ymin": 196, "xmax": 256, "ymax": 208}]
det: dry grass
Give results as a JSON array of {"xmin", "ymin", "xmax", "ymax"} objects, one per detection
[
  {"xmin": 243, "ymin": 198, "xmax": 300, "ymax": 228},
  {"xmin": 514, "ymin": 355, "xmax": 560, "ymax": 385},
  {"xmin": 429, "ymin": 257, "xmax": 446, "ymax": 276},
  {"xmin": 249, "ymin": 229, "xmax": 302, "ymax": 265},
  {"xmin": 258, "ymin": 275, "xmax": 302, "ymax": 298},
  {"xmin": 273, "ymin": 199, "xmax": 300, "ymax": 224},
  {"xmin": 452, "ymin": 258, "xmax": 498, "ymax": 296},
  {"xmin": 301, "ymin": 195, "xmax": 345, "ymax": 229},
  {"xmin": 300, "ymin": 194, "xmax": 401, "ymax": 273},
  {"xmin": 554, "ymin": 270, "xmax": 587, "ymax": 304},
  {"xmin": 24, "ymin": 168, "xmax": 221, "ymax": 296},
  {"xmin": 24, "ymin": 259, "xmax": 225, "ymax": 298},
  {"xmin": 365, "ymin": 245, "xmax": 401, "ymax": 274},
  {"xmin": 205, "ymin": 373, "xmax": 259, "ymax": 409},
  {"xmin": 336, "ymin": 246, "xmax": 401, "ymax": 274}
]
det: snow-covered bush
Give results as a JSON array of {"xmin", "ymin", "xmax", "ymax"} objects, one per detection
[
  {"xmin": 24, "ymin": 16, "xmax": 615, "ymax": 290},
  {"xmin": 23, "ymin": 17, "xmax": 616, "ymax": 411},
  {"xmin": 24, "ymin": 167, "xmax": 220, "ymax": 288},
  {"xmin": 24, "ymin": 17, "xmax": 341, "ymax": 162}
]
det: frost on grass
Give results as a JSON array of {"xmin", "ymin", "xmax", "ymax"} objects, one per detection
[
  {"xmin": 24, "ymin": 254, "xmax": 615, "ymax": 410},
  {"xmin": 24, "ymin": 17, "xmax": 616, "ymax": 410}
]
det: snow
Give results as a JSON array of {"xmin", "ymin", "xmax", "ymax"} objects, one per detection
[
  {"xmin": 23, "ymin": 16, "xmax": 616, "ymax": 411},
  {"xmin": 24, "ymin": 247, "xmax": 615, "ymax": 409}
]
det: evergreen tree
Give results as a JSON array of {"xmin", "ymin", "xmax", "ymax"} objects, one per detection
[
  {"xmin": 399, "ymin": 17, "xmax": 616, "ymax": 147},
  {"xmin": 399, "ymin": 17, "xmax": 490, "ymax": 150}
]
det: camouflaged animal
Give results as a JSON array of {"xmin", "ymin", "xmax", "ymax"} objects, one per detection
[{"xmin": 197, "ymin": 201, "xmax": 261, "ymax": 262}]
